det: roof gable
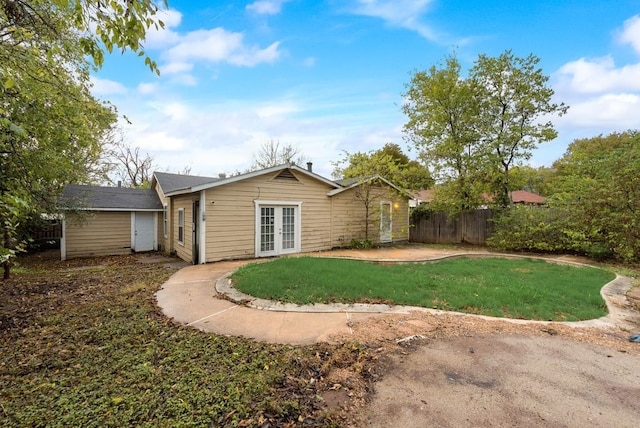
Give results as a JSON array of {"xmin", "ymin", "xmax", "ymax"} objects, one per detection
[
  {"xmin": 59, "ymin": 185, "xmax": 163, "ymax": 211},
  {"xmin": 328, "ymin": 175, "xmax": 412, "ymax": 198},
  {"xmin": 166, "ymin": 163, "xmax": 342, "ymax": 196}
]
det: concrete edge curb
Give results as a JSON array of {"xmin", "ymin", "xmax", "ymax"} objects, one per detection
[{"xmin": 215, "ymin": 252, "xmax": 636, "ymax": 329}]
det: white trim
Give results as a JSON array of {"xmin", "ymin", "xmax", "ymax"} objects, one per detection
[
  {"xmin": 61, "ymin": 208, "xmax": 162, "ymax": 212},
  {"xmin": 60, "ymin": 216, "xmax": 66, "ymax": 261},
  {"xmin": 130, "ymin": 212, "xmax": 136, "ymax": 249},
  {"xmin": 254, "ymin": 200, "xmax": 303, "ymax": 258},
  {"xmin": 199, "ymin": 190, "xmax": 206, "ymax": 264},
  {"xmin": 177, "ymin": 208, "xmax": 185, "ymax": 246},
  {"xmin": 327, "ymin": 175, "xmax": 411, "ymax": 197},
  {"xmin": 162, "ymin": 204, "xmax": 168, "ymax": 239},
  {"xmin": 153, "ymin": 212, "xmax": 158, "ymax": 251}
]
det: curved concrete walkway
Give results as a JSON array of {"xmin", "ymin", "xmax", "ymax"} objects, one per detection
[{"xmin": 155, "ymin": 248, "xmax": 638, "ymax": 345}]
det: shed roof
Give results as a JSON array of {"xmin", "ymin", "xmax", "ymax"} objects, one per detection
[{"xmin": 59, "ymin": 184, "xmax": 163, "ymax": 211}]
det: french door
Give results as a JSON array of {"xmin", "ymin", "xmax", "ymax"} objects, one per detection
[{"xmin": 257, "ymin": 204, "xmax": 300, "ymax": 257}]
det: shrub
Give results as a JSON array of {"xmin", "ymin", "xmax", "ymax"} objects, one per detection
[{"xmin": 487, "ymin": 205, "xmax": 604, "ymax": 256}]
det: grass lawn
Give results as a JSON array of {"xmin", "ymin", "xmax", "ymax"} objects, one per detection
[
  {"xmin": 0, "ymin": 252, "xmax": 372, "ymax": 427},
  {"xmin": 232, "ymin": 257, "xmax": 615, "ymax": 321}
]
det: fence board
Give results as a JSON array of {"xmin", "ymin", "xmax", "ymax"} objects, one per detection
[{"xmin": 410, "ymin": 209, "xmax": 494, "ymax": 245}]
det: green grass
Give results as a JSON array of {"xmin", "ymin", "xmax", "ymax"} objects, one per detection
[{"xmin": 232, "ymin": 257, "xmax": 615, "ymax": 321}]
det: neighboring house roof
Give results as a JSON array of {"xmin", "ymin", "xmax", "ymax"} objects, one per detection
[
  {"xmin": 509, "ymin": 190, "xmax": 546, "ymax": 204},
  {"xmin": 412, "ymin": 189, "xmax": 545, "ymax": 205},
  {"xmin": 152, "ymin": 171, "xmax": 220, "ymax": 194},
  {"xmin": 412, "ymin": 189, "xmax": 435, "ymax": 203},
  {"xmin": 164, "ymin": 163, "xmax": 342, "ymax": 197},
  {"xmin": 59, "ymin": 184, "xmax": 163, "ymax": 211}
]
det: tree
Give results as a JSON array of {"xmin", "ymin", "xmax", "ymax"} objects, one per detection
[
  {"xmin": 552, "ymin": 131, "xmax": 640, "ymax": 261},
  {"xmin": 508, "ymin": 165, "xmax": 556, "ymax": 196},
  {"xmin": 1, "ymin": 0, "xmax": 165, "ymax": 278},
  {"xmin": 403, "ymin": 51, "xmax": 567, "ymax": 211},
  {"xmin": 1, "ymin": 0, "xmax": 166, "ymax": 82},
  {"xmin": 472, "ymin": 51, "xmax": 568, "ymax": 206},
  {"xmin": 102, "ymin": 128, "xmax": 158, "ymax": 188},
  {"xmin": 250, "ymin": 140, "xmax": 308, "ymax": 170},
  {"xmin": 332, "ymin": 143, "xmax": 433, "ymax": 190}
]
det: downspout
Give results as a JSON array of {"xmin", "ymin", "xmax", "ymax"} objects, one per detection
[{"xmin": 199, "ymin": 190, "xmax": 206, "ymax": 263}]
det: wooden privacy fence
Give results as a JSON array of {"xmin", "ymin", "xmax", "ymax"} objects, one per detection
[{"xmin": 410, "ymin": 209, "xmax": 494, "ymax": 245}]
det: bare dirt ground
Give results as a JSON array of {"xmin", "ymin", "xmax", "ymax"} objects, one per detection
[{"xmin": 332, "ymin": 308, "xmax": 640, "ymax": 427}]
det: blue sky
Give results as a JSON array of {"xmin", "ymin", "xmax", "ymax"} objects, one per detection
[{"xmin": 92, "ymin": 0, "xmax": 640, "ymax": 179}]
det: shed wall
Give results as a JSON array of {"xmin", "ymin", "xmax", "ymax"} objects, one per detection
[{"xmin": 65, "ymin": 211, "xmax": 131, "ymax": 258}]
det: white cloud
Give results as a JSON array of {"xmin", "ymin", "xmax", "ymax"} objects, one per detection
[
  {"xmin": 616, "ymin": 14, "xmax": 640, "ymax": 54},
  {"xmin": 143, "ymin": 9, "xmax": 183, "ymax": 49},
  {"xmin": 161, "ymin": 61, "xmax": 194, "ymax": 75},
  {"xmin": 90, "ymin": 77, "xmax": 127, "ymax": 96},
  {"xmin": 137, "ymin": 82, "xmax": 157, "ymax": 94},
  {"xmin": 555, "ymin": 56, "xmax": 640, "ymax": 94},
  {"xmin": 110, "ymin": 84, "xmax": 407, "ymax": 178},
  {"xmin": 350, "ymin": 0, "xmax": 438, "ymax": 41},
  {"xmin": 164, "ymin": 28, "xmax": 282, "ymax": 67},
  {"xmin": 246, "ymin": 0, "xmax": 290, "ymax": 15},
  {"xmin": 551, "ymin": 15, "xmax": 640, "ymax": 137},
  {"xmin": 558, "ymin": 93, "xmax": 640, "ymax": 128}
]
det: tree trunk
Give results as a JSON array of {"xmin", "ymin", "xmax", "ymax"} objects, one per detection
[{"xmin": 3, "ymin": 228, "xmax": 11, "ymax": 280}]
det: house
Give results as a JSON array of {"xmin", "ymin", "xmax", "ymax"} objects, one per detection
[
  {"xmin": 60, "ymin": 163, "xmax": 410, "ymax": 262},
  {"xmin": 59, "ymin": 185, "xmax": 163, "ymax": 259}
]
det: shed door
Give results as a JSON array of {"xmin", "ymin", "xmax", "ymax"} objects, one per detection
[{"xmin": 134, "ymin": 212, "xmax": 155, "ymax": 252}]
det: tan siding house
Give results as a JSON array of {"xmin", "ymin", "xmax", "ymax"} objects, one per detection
[
  {"xmin": 152, "ymin": 164, "xmax": 411, "ymax": 264},
  {"xmin": 60, "ymin": 164, "xmax": 411, "ymax": 262}
]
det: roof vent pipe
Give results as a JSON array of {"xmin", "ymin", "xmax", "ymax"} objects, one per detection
[
  {"xmin": 117, "ymin": 180, "xmax": 121, "ymax": 188},
  {"xmin": 306, "ymin": 162, "xmax": 313, "ymax": 172}
]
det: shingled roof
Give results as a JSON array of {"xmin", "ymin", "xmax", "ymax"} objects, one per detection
[
  {"xmin": 59, "ymin": 184, "xmax": 163, "ymax": 211},
  {"xmin": 153, "ymin": 172, "xmax": 220, "ymax": 194}
]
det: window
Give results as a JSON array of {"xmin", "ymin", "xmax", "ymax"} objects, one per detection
[
  {"xmin": 177, "ymin": 208, "xmax": 184, "ymax": 245},
  {"xmin": 163, "ymin": 205, "xmax": 168, "ymax": 238}
]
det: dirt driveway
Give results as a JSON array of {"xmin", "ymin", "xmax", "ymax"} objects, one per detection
[
  {"xmin": 331, "ymin": 307, "xmax": 640, "ymax": 427},
  {"xmin": 359, "ymin": 334, "xmax": 639, "ymax": 427}
]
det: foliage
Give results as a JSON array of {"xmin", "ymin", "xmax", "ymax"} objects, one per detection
[
  {"xmin": 232, "ymin": 256, "xmax": 613, "ymax": 321},
  {"xmin": 403, "ymin": 50, "xmax": 567, "ymax": 211},
  {"xmin": 0, "ymin": 0, "xmax": 166, "ymax": 79},
  {"xmin": 332, "ymin": 143, "xmax": 433, "ymax": 190},
  {"xmin": 508, "ymin": 165, "xmax": 557, "ymax": 196},
  {"xmin": 1, "ymin": 0, "xmax": 164, "ymax": 277},
  {"xmin": 0, "ymin": 253, "xmax": 373, "ymax": 426},
  {"xmin": 250, "ymin": 140, "xmax": 308, "ymax": 171},
  {"xmin": 402, "ymin": 54, "xmax": 484, "ymax": 212},
  {"xmin": 486, "ymin": 205, "xmax": 608, "ymax": 258},
  {"xmin": 410, "ymin": 203, "xmax": 434, "ymax": 222},
  {"xmin": 551, "ymin": 131, "xmax": 640, "ymax": 262},
  {"xmin": 349, "ymin": 238, "xmax": 373, "ymax": 249}
]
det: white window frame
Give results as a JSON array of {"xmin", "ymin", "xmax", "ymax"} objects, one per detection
[{"xmin": 177, "ymin": 208, "xmax": 185, "ymax": 245}]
